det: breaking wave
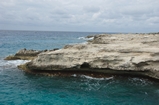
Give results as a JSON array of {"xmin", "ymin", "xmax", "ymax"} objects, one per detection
[
  {"xmin": 0, "ymin": 59, "xmax": 30, "ymax": 70},
  {"xmin": 81, "ymin": 75, "xmax": 114, "ymax": 80},
  {"xmin": 78, "ymin": 37, "xmax": 94, "ymax": 40}
]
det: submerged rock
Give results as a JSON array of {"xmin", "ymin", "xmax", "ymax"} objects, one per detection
[{"xmin": 17, "ymin": 33, "xmax": 159, "ymax": 80}]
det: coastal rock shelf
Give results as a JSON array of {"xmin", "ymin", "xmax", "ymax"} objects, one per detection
[
  {"xmin": 4, "ymin": 48, "xmax": 59, "ymax": 60},
  {"xmin": 5, "ymin": 49, "xmax": 43, "ymax": 60},
  {"xmin": 8, "ymin": 33, "xmax": 159, "ymax": 80}
]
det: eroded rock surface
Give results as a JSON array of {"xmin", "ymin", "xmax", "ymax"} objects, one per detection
[
  {"xmin": 5, "ymin": 48, "xmax": 59, "ymax": 60},
  {"xmin": 5, "ymin": 49, "xmax": 45, "ymax": 60},
  {"xmin": 19, "ymin": 33, "xmax": 159, "ymax": 79}
]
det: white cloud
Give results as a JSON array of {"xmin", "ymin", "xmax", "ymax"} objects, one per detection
[{"xmin": 0, "ymin": 0, "xmax": 159, "ymax": 32}]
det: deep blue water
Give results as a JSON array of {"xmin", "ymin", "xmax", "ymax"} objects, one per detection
[{"xmin": 0, "ymin": 30, "xmax": 159, "ymax": 105}]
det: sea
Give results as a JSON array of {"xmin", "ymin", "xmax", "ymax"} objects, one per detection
[{"xmin": 0, "ymin": 30, "xmax": 159, "ymax": 105}]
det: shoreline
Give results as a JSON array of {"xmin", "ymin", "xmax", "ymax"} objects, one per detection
[
  {"xmin": 5, "ymin": 33, "xmax": 159, "ymax": 81},
  {"xmin": 18, "ymin": 66, "xmax": 159, "ymax": 82}
]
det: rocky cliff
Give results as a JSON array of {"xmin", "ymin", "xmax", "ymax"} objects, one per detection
[{"xmin": 18, "ymin": 33, "xmax": 159, "ymax": 79}]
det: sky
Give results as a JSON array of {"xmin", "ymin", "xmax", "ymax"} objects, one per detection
[{"xmin": 0, "ymin": 0, "xmax": 159, "ymax": 33}]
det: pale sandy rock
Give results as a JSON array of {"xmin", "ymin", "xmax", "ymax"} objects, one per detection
[
  {"xmin": 20, "ymin": 33, "xmax": 159, "ymax": 80},
  {"xmin": 5, "ymin": 48, "xmax": 59, "ymax": 60}
]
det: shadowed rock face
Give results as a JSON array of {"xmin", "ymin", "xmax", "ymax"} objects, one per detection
[{"xmin": 18, "ymin": 33, "xmax": 159, "ymax": 80}]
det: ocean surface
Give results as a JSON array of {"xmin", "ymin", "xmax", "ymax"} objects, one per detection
[{"xmin": 0, "ymin": 30, "xmax": 159, "ymax": 105}]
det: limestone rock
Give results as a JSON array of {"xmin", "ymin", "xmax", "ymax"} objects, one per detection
[
  {"xmin": 5, "ymin": 49, "xmax": 44, "ymax": 60},
  {"xmin": 5, "ymin": 48, "xmax": 60, "ymax": 60},
  {"xmin": 19, "ymin": 33, "xmax": 159, "ymax": 80}
]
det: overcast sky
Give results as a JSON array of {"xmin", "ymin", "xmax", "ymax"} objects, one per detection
[{"xmin": 0, "ymin": 0, "xmax": 159, "ymax": 32}]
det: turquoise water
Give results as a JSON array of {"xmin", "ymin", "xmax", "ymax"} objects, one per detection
[{"xmin": 0, "ymin": 30, "xmax": 159, "ymax": 105}]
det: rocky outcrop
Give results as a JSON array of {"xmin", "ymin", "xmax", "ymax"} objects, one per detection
[
  {"xmin": 5, "ymin": 48, "xmax": 59, "ymax": 60},
  {"xmin": 18, "ymin": 33, "xmax": 159, "ymax": 80},
  {"xmin": 5, "ymin": 49, "xmax": 40, "ymax": 60},
  {"xmin": 5, "ymin": 49, "xmax": 43, "ymax": 60}
]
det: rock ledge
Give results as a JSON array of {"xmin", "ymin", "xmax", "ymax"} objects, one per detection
[{"xmin": 16, "ymin": 33, "xmax": 159, "ymax": 80}]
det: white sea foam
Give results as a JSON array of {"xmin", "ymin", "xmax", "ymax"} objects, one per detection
[
  {"xmin": 72, "ymin": 74, "xmax": 77, "ymax": 77},
  {"xmin": 78, "ymin": 37, "xmax": 94, "ymax": 40},
  {"xmin": 71, "ymin": 74, "xmax": 114, "ymax": 80},
  {"xmin": 80, "ymin": 75, "xmax": 113, "ymax": 80},
  {"xmin": 0, "ymin": 59, "xmax": 30, "ymax": 69},
  {"xmin": 129, "ymin": 77, "xmax": 152, "ymax": 86},
  {"xmin": 78, "ymin": 37, "xmax": 86, "ymax": 40}
]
